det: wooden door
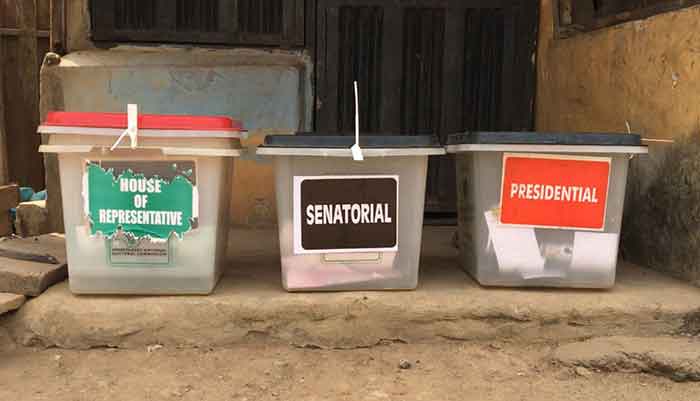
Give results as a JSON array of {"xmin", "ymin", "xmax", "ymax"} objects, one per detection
[
  {"xmin": 314, "ymin": 0, "xmax": 538, "ymax": 215},
  {"xmin": 0, "ymin": 0, "xmax": 64, "ymax": 188}
]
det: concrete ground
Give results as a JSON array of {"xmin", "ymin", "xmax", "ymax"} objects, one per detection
[
  {"xmin": 2, "ymin": 227, "xmax": 700, "ymax": 350},
  {"xmin": 2, "ymin": 341, "xmax": 700, "ymax": 401}
]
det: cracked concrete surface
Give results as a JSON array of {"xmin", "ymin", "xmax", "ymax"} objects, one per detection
[{"xmin": 553, "ymin": 336, "xmax": 700, "ymax": 382}]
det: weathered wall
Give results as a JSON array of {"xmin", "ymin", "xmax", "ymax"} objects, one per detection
[
  {"xmin": 537, "ymin": 0, "xmax": 700, "ymax": 285},
  {"xmin": 41, "ymin": 48, "xmax": 312, "ymax": 230},
  {"xmin": 537, "ymin": 0, "xmax": 700, "ymax": 137},
  {"xmin": 65, "ymin": 0, "xmax": 93, "ymax": 52}
]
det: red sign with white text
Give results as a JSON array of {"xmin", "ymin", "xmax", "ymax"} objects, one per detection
[{"xmin": 499, "ymin": 153, "xmax": 611, "ymax": 230}]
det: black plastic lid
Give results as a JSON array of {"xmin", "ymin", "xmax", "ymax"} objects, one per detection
[
  {"xmin": 447, "ymin": 131, "xmax": 642, "ymax": 146},
  {"xmin": 262, "ymin": 133, "xmax": 442, "ymax": 148}
]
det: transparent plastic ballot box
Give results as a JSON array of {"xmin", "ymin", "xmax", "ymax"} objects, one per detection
[
  {"xmin": 39, "ymin": 111, "xmax": 245, "ymax": 294},
  {"xmin": 257, "ymin": 134, "xmax": 445, "ymax": 291},
  {"xmin": 446, "ymin": 131, "xmax": 647, "ymax": 289}
]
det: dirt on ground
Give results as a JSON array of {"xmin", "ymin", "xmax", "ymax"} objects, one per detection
[{"xmin": 1, "ymin": 340, "xmax": 699, "ymax": 401}]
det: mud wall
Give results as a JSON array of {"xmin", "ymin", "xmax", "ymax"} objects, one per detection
[{"xmin": 537, "ymin": 0, "xmax": 700, "ymax": 285}]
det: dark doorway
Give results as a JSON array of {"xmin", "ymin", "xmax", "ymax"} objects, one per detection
[
  {"xmin": 0, "ymin": 0, "xmax": 57, "ymax": 189},
  {"xmin": 313, "ymin": 0, "xmax": 539, "ymax": 217}
]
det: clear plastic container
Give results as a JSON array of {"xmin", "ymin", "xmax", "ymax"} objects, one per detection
[
  {"xmin": 446, "ymin": 132, "xmax": 648, "ymax": 289},
  {"xmin": 39, "ymin": 111, "xmax": 245, "ymax": 294},
  {"xmin": 258, "ymin": 134, "xmax": 445, "ymax": 291}
]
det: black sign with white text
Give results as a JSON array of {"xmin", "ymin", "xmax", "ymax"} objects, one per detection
[{"xmin": 293, "ymin": 176, "xmax": 398, "ymax": 253}]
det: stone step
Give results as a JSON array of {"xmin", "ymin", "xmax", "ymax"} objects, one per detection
[
  {"xmin": 0, "ymin": 293, "xmax": 25, "ymax": 315},
  {"xmin": 0, "ymin": 234, "xmax": 68, "ymax": 296},
  {"xmin": 4, "ymin": 228, "xmax": 700, "ymax": 350},
  {"xmin": 15, "ymin": 200, "xmax": 50, "ymax": 238}
]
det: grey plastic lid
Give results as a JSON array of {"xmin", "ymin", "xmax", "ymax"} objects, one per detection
[
  {"xmin": 261, "ymin": 134, "xmax": 442, "ymax": 148},
  {"xmin": 447, "ymin": 131, "xmax": 642, "ymax": 146}
]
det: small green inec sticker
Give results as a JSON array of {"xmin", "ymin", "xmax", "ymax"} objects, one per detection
[{"xmin": 86, "ymin": 161, "xmax": 197, "ymax": 240}]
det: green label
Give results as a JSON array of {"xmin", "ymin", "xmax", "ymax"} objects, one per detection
[{"xmin": 85, "ymin": 161, "xmax": 197, "ymax": 240}]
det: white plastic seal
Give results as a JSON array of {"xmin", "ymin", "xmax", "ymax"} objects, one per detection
[
  {"xmin": 351, "ymin": 81, "xmax": 364, "ymax": 161},
  {"xmin": 110, "ymin": 104, "xmax": 139, "ymax": 151}
]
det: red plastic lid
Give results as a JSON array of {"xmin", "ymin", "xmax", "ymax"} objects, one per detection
[{"xmin": 43, "ymin": 111, "xmax": 243, "ymax": 131}]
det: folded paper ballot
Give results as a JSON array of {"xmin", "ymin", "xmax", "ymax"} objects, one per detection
[
  {"xmin": 571, "ymin": 231, "xmax": 619, "ymax": 272},
  {"xmin": 284, "ymin": 255, "xmax": 401, "ymax": 289},
  {"xmin": 484, "ymin": 209, "xmax": 619, "ymax": 281},
  {"xmin": 279, "ymin": 215, "xmax": 400, "ymax": 288},
  {"xmin": 484, "ymin": 210, "xmax": 546, "ymax": 276}
]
